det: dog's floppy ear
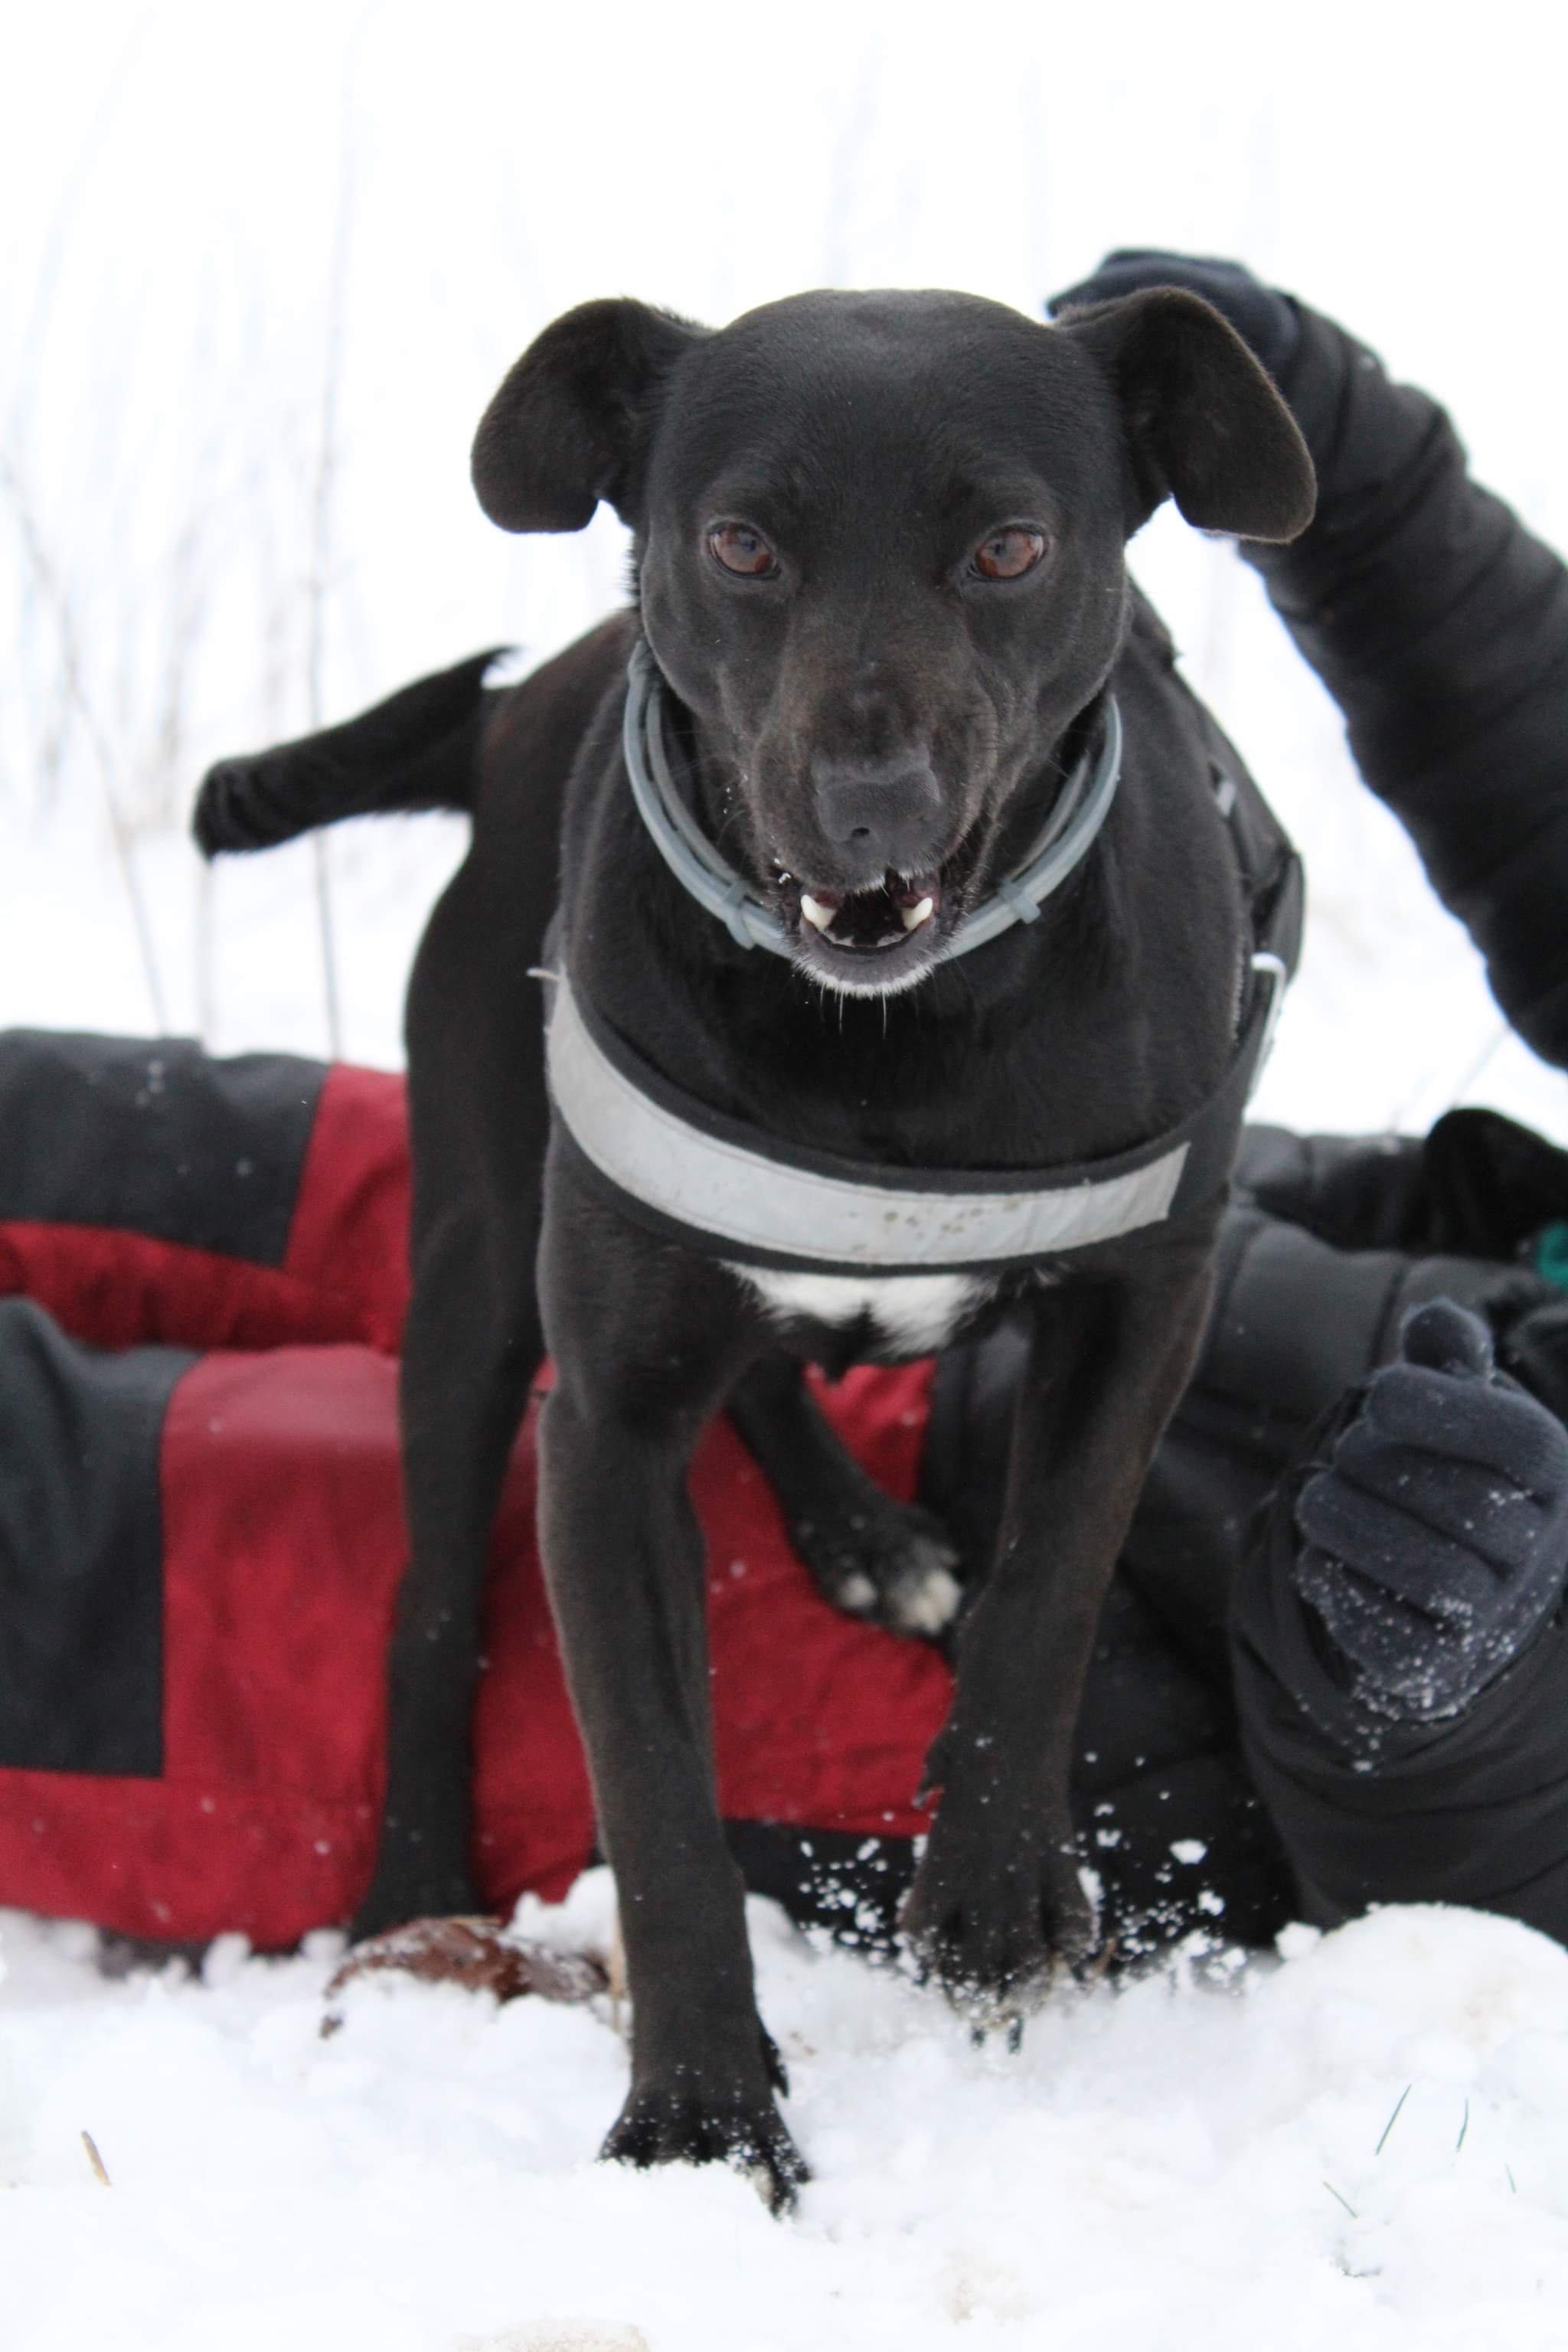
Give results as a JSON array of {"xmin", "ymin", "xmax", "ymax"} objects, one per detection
[
  {"xmin": 472, "ymin": 298, "xmax": 707, "ymax": 533},
  {"xmin": 1059, "ymin": 287, "xmax": 1315, "ymax": 542}
]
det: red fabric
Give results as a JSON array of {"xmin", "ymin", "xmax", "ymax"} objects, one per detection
[
  {"xmin": 0, "ymin": 1055, "xmax": 952, "ymax": 1947},
  {"xmin": 0, "ymin": 1354, "xmax": 948, "ymax": 1948},
  {"xmin": 0, "ymin": 1065, "xmax": 410, "ymax": 1357},
  {"xmin": 280, "ymin": 1063, "xmax": 412, "ymax": 1351}
]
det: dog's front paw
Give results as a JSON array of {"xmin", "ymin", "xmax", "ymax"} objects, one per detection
[
  {"xmin": 602, "ymin": 2069, "xmax": 809, "ymax": 2214},
  {"xmin": 793, "ymin": 1498, "xmax": 963, "ymax": 1639},
  {"xmin": 901, "ymin": 1818, "xmax": 1096, "ymax": 2030}
]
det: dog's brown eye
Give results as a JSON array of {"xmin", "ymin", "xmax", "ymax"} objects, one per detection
[
  {"xmin": 972, "ymin": 527, "xmax": 1047, "ymax": 581},
  {"xmin": 708, "ymin": 522, "xmax": 779, "ymax": 578}
]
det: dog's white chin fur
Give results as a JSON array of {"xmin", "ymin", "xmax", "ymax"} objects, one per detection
[{"xmin": 792, "ymin": 943, "xmax": 943, "ymax": 999}]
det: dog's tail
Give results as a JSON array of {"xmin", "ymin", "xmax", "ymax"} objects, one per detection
[{"xmin": 192, "ymin": 648, "xmax": 508, "ymax": 857}]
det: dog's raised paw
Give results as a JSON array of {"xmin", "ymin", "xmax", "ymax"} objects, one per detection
[
  {"xmin": 798, "ymin": 1504, "xmax": 963, "ymax": 1640},
  {"xmin": 881, "ymin": 1544, "xmax": 964, "ymax": 1636}
]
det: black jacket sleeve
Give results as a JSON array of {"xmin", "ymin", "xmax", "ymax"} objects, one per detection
[
  {"xmin": 1198, "ymin": 1126, "xmax": 1568, "ymax": 1942},
  {"xmin": 1230, "ymin": 1404, "xmax": 1568, "ymax": 1942},
  {"xmin": 1246, "ymin": 306, "xmax": 1568, "ymax": 1070}
]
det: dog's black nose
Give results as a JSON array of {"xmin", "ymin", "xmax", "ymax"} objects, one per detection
[{"xmin": 811, "ymin": 755, "xmax": 946, "ymax": 878}]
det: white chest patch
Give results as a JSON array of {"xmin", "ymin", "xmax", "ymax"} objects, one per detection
[{"xmin": 727, "ymin": 1265, "xmax": 991, "ymax": 1353}]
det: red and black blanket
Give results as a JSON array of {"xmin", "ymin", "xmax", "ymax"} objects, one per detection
[{"xmin": 0, "ymin": 1031, "xmax": 958, "ymax": 1949}]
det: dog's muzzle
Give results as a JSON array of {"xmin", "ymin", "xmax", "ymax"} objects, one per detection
[{"xmin": 620, "ymin": 641, "xmax": 1124, "ymax": 965}]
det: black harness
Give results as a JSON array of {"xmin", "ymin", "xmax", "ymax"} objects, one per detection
[{"xmin": 546, "ymin": 665, "xmax": 1302, "ymax": 1279}]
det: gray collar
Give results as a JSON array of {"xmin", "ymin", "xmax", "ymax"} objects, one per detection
[{"xmin": 621, "ymin": 640, "xmax": 1124, "ymax": 959}]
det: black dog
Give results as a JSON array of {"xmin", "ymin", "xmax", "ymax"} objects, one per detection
[{"xmin": 197, "ymin": 284, "xmax": 1312, "ymax": 2207}]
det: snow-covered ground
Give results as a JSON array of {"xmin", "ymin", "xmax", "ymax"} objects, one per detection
[
  {"xmin": 8, "ymin": 1883, "xmax": 1568, "ymax": 2350},
  {"xmin": 6, "ymin": 2, "xmax": 1568, "ymax": 2341}
]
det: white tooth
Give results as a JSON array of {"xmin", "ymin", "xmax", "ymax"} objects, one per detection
[
  {"xmin": 801, "ymin": 895, "xmax": 835, "ymax": 933},
  {"xmin": 900, "ymin": 896, "xmax": 935, "ymax": 931}
]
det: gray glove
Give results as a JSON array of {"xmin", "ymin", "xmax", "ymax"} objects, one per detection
[{"xmin": 1295, "ymin": 1298, "xmax": 1568, "ymax": 1720}]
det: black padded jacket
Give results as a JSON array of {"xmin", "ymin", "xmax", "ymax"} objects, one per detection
[
  {"xmin": 1246, "ymin": 301, "xmax": 1568, "ymax": 1072},
  {"xmin": 771, "ymin": 305, "xmax": 1568, "ymax": 1965}
]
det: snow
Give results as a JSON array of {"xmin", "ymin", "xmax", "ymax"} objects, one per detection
[
  {"xmin": 7, "ymin": 0, "xmax": 1568, "ymax": 2337},
  {"xmin": 7, "ymin": 1883, "xmax": 1568, "ymax": 2349},
  {"xmin": 4, "ymin": 0, "xmax": 1568, "ymax": 1142}
]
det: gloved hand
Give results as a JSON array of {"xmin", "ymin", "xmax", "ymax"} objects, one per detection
[
  {"xmin": 1295, "ymin": 1298, "xmax": 1568, "ymax": 1721},
  {"xmin": 1047, "ymin": 249, "xmax": 1301, "ymax": 384}
]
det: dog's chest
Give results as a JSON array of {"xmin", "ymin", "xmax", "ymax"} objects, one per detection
[{"xmin": 727, "ymin": 1264, "xmax": 999, "ymax": 1355}]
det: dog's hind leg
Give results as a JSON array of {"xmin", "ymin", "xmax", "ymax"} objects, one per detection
[
  {"xmin": 727, "ymin": 1357, "xmax": 962, "ymax": 1638},
  {"xmin": 347, "ymin": 621, "xmax": 632, "ymax": 1938},
  {"xmin": 351, "ymin": 856, "xmax": 550, "ymax": 1936}
]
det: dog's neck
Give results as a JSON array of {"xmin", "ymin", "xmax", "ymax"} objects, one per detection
[
  {"xmin": 571, "ymin": 697, "xmax": 1130, "ymax": 1174},
  {"xmin": 554, "ymin": 599, "xmax": 1248, "ymax": 1178}
]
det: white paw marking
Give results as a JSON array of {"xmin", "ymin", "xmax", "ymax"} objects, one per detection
[{"xmin": 889, "ymin": 1562, "xmax": 963, "ymax": 1635}]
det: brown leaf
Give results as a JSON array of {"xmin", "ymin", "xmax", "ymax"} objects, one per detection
[{"xmin": 322, "ymin": 1916, "xmax": 608, "ymax": 2035}]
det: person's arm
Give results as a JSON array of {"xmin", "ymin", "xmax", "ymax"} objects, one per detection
[
  {"xmin": 1053, "ymin": 254, "xmax": 1568, "ymax": 1070},
  {"xmin": 1250, "ymin": 305, "xmax": 1568, "ymax": 1070}
]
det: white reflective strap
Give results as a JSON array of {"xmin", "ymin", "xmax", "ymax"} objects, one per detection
[
  {"xmin": 546, "ymin": 979, "xmax": 1189, "ymax": 1268},
  {"xmin": 1249, "ymin": 951, "xmax": 1289, "ymax": 1095}
]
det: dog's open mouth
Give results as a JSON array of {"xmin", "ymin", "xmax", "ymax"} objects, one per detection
[
  {"xmin": 776, "ymin": 870, "xmax": 943, "ymax": 982},
  {"xmin": 800, "ymin": 874, "xmax": 939, "ymax": 949}
]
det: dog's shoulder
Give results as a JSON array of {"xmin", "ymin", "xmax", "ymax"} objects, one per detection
[
  {"xmin": 1112, "ymin": 592, "xmax": 1211, "ymax": 763},
  {"xmin": 1113, "ymin": 589, "xmax": 1265, "ymax": 797},
  {"xmin": 472, "ymin": 610, "xmax": 637, "ymax": 843}
]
